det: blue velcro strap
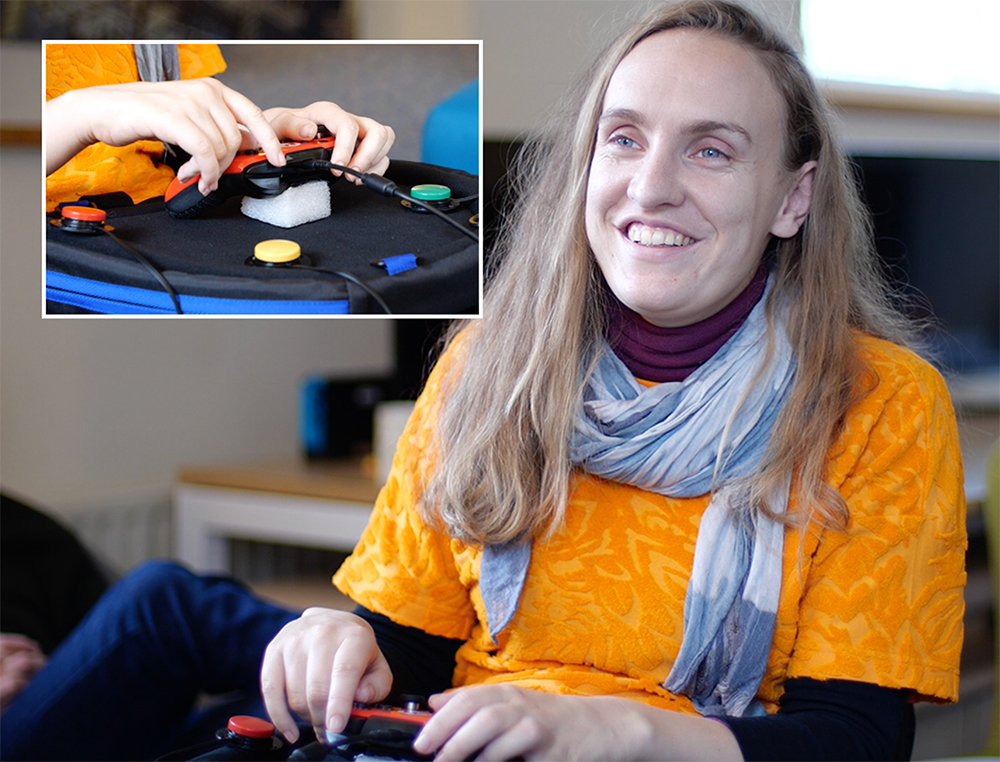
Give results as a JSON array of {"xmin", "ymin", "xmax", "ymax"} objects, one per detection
[{"xmin": 380, "ymin": 254, "xmax": 418, "ymax": 276}]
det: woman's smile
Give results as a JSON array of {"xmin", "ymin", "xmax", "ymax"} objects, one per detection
[{"xmin": 624, "ymin": 222, "xmax": 697, "ymax": 248}]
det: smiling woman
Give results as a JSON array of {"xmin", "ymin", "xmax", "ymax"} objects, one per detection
[
  {"xmin": 2, "ymin": 2, "xmax": 966, "ymax": 761},
  {"xmin": 256, "ymin": 2, "xmax": 967, "ymax": 761}
]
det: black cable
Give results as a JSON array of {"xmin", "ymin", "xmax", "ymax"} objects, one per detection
[
  {"xmin": 287, "ymin": 264, "xmax": 392, "ymax": 314},
  {"xmin": 58, "ymin": 158, "xmax": 472, "ymax": 316},
  {"xmin": 309, "ymin": 161, "xmax": 480, "ymax": 243},
  {"xmin": 99, "ymin": 222, "xmax": 387, "ymax": 315},
  {"xmin": 103, "ymin": 229, "xmax": 184, "ymax": 314}
]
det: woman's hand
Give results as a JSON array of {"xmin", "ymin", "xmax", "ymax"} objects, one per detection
[
  {"xmin": 45, "ymin": 78, "xmax": 286, "ymax": 194},
  {"xmin": 262, "ymin": 102, "xmax": 395, "ymax": 184},
  {"xmin": 0, "ymin": 634, "xmax": 47, "ymax": 714},
  {"xmin": 260, "ymin": 608, "xmax": 392, "ymax": 744},
  {"xmin": 413, "ymin": 684, "xmax": 744, "ymax": 761}
]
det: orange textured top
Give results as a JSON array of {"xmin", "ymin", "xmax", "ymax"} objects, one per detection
[
  {"xmin": 45, "ymin": 43, "xmax": 226, "ymax": 211},
  {"xmin": 334, "ymin": 333, "xmax": 967, "ymax": 714}
]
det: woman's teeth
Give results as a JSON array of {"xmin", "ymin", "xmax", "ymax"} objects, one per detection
[{"xmin": 627, "ymin": 223, "xmax": 694, "ymax": 247}]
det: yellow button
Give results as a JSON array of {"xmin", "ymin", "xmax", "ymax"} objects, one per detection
[{"xmin": 254, "ymin": 239, "xmax": 301, "ymax": 263}]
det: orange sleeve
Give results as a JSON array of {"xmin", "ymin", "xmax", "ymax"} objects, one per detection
[
  {"xmin": 177, "ymin": 44, "xmax": 226, "ymax": 79},
  {"xmin": 785, "ymin": 341, "xmax": 966, "ymax": 702}
]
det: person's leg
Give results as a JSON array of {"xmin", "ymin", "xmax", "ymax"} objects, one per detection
[
  {"xmin": 0, "ymin": 493, "xmax": 110, "ymax": 653},
  {"xmin": 0, "ymin": 560, "xmax": 296, "ymax": 761}
]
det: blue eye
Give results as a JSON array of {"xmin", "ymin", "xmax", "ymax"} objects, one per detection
[
  {"xmin": 697, "ymin": 146, "xmax": 728, "ymax": 160},
  {"xmin": 611, "ymin": 133, "xmax": 638, "ymax": 149}
]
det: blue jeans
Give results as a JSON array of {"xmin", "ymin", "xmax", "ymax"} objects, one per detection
[{"xmin": 0, "ymin": 560, "xmax": 297, "ymax": 761}]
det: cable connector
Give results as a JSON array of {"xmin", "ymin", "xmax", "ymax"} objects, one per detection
[{"xmin": 360, "ymin": 173, "xmax": 400, "ymax": 198}]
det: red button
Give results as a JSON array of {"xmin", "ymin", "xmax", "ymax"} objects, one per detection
[
  {"xmin": 61, "ymin": 206, "xmax": 107, "ymax": 223},
  {"xmin": 227, "ymin": 715, "xmax": 275, "ymax": 739}
]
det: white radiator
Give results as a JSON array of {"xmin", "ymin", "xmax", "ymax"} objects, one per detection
[
  {"xmin": 67, "ymin": 500, "xmax": 172, "ymax": 575},
  {"xmin": 66, "ymin": 500, "xmax": 344, "ymax": 582}
]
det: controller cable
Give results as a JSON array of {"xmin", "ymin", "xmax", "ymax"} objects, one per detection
[
  {"xmin": 58, "ymin": 206, "xmax": 390, "ymax": 315},
  {"xmin": 286, "ymin": 263, "xmax": 392, "ymax": 315},
  {"xmin": 309, "ymin": 161, "xmax": 480, "ymax": 243},
  {"xmin": 104, "ymin": 229, "xmax": 184, "ymax": 314},
  {"xmin": 91, "ymin": 228, "xmax": 390, "ymax": 316},
  {"xmin": 56, "ymin": 156, "xmax": 479, "ymax": 315},
  {"xmin": 52, "ymin": 207, "xmax": 185, "ymax": 314}
]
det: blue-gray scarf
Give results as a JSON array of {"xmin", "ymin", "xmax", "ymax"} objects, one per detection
[
  {"xmin": 134, "ymin": 44, "xmax": 180, "ymax": 83},
  {"xmin": 480, "ymin": 284, "xmax": 794, "ymax": 717}
]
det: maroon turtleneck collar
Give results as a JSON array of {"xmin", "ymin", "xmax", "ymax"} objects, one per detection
[{"xmin": 606, "ymin": 264, "xmax": 769, "ymax": 383}]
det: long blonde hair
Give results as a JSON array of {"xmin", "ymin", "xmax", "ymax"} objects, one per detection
[{"xmin": 421, "ymin": 0, "xmax": 918, "ymax": 544}]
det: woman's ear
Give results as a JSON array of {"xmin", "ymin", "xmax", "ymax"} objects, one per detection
[{"xmin": 771, "ymin": 160, "xmax": 817, "ymax": 239}]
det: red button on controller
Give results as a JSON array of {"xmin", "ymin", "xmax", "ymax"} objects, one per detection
[{"xmin": 227, "ymin": 715, "xmax": 275, "ymax": 739}]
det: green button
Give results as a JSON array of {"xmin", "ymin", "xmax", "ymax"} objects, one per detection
[{"xmin": 410, "ymin": 184, "xmax": 451, "ymax": 201}]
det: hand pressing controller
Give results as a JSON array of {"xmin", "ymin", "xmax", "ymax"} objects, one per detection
[
  {"xmin": 289, "ymin": 702, "xmax": 433, "ymax": 761},
  {"xmin": 164, "ymin": 135, "xmax": 340, "ymax": 218}
]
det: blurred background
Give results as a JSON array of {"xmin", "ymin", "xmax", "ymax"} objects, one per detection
[{"xmin": 1, "ymin": 1, "xmax": 998, "ymax": 757}]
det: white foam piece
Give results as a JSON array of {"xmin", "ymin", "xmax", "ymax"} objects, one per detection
[{"xmin": 241, "ymin": 181, "xmax": 331, "ymax": 228}]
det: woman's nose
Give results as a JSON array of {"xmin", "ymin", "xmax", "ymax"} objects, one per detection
[{"xmin": 627, "ymin": 150, "xmax": 685, "ymax": 209}]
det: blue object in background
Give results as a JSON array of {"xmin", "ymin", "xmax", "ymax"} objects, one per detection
[
  {"xmin": 300, "ymin": 376, "xmax": 331, "ymax": 457},
  {"xmin": 421, "ymin": 79, "xmax": 479, "ymax": 176}
]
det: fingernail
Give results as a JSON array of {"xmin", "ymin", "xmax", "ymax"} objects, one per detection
[
  {"xmin": 299, "ymin": 124, "xmax": 314, "ymax": 138},
  {"xmin": 412, "ymin": 730, "xmax": 429, "ymax": 753},
  {"xmin": 327, "ymin": 714, "xmax": 343, "ymax": 733}
]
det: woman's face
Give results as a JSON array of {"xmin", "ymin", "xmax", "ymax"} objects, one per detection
[{"xmin": 585, "ymin": 29, "xmax": 814, "ymax": 327}]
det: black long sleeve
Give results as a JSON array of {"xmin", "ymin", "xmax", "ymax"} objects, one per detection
[
  {"xmin": 719, "ymin": 677, "xmax": 914, "ymax": 761},
  {"xmin": 355, "ymin": 605, "xmax": 914, "ymax": 761},
  {"xmin": 353, "ymin": 605, "xmax": 463, "ymax": 704}
]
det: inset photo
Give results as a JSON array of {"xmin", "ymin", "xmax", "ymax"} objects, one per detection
[{"xmin": 44, "ymin": 41, "xmax": 481, "ymax": 316}]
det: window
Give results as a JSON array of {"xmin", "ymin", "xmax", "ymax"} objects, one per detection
[{"xmin": 800, "ymin": 0, "xmax": 1000, "ymax": 95}]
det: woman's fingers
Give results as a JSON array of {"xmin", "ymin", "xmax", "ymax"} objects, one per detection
[
  {"xmin": 263, "ymin": 103, "xmax": 395, "ymax": 184},
  {"xmin": 260, "ymin": 634, "xmax": 300, "ymax": 743},
  {"xmin": 323, "ymin": 629, "xmax": 392, "ymax": 734},
  {"xmin": 217, "ymin": 85, "xmax": 284, "ymax": 168},
  {"xmin": 260, "ymin": 609, "xmax": 391, "ymax": 745},
  {"xmin": 346, "ymin": 117, "xmax": 395, "ymax": 178}
]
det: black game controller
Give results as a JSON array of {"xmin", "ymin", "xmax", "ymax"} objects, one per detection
[
  {"xmin": 288, "ymin": 700, "xmax": 433, "ymax": 761},
  {"xmin": 157, "ymin": 701, "xmax": 432, "ymax": 762},
  {"xmin": 164, "ymin": 134, "xmax": 340, "ymax": 219},
  {"xmin": 156, "ymin": 715, "xmax": 288, "ymax": 761}
]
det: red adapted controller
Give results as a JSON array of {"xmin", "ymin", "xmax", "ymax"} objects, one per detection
[
  {"xmin": 164, "ymin": 134, "xmax": 339, "ymax": 219},
  {"xmin": 340, "ymin": 701, "xmax": 432, "ymax": 760},
  {"xmin": 346, "ymin": 700, "xmax": 432, "ymax": 735}
]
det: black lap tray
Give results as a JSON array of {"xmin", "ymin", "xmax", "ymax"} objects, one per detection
[{"xmin": 46, "ymin": 161, "xmax": 480, "ymax": 316}]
